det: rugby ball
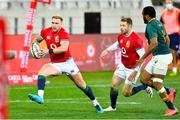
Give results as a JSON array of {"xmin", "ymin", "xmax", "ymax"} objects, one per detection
[{"xmin": 30, "ymin": 42, "xmax": 41, "ymax": 59}]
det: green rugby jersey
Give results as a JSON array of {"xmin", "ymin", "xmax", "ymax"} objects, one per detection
[{"xmin": 145, "ymin": 18, "xmax": 171, "ymax": 56}]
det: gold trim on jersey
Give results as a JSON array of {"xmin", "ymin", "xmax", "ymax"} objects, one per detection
[
  {"xmin": 126, "ymin": 41, "xmax": 130, "ymax": 48},
  {"xmin": 55, "ymin": 36, "xmax": 59, "ymax": 43}
]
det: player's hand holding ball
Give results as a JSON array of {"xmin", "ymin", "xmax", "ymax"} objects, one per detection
[
  {"xmin": 30, "ymin": 42, "xmax": 49, "ymax": 59},
  {"xmin": 39, "ymin": 48, "xmax": 49, "ymax": 58}
]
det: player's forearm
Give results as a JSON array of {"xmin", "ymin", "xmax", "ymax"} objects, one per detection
[
  {"xmin": 134, "ymin": 65, "xmax": 140, "ymax": 72},
  {"xmin": 136, "ymin": 47, "xmax": 145, "ymax": 58},
  {"xmin": 134, "ymin": 47, "xmax": 145, "ymax": 71},
  {"xmin": 34, "ymin": 35, "xmax": 44, "ymax": 43},
  {"xmin": 52, "ymin": 46, "xmax": 68, "ymax": 54},
  {"xmin": 50, "ymin": 40, "xmax": 70, "ymax": 54},
  {"xmin": 141, "ymin": 42, "xmax": 156, "ymax": 60},
  {"xmin": 165, "ymin": 35, "xmax": 170, "ymax": 47}
]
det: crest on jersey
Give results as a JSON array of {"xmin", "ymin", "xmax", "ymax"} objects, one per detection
[
  {"xmin": 55, "ymin": 36, "xmax": 59, "ymax": 43},
  {"xmin": 126, "ymin": 41, "xmax": 130, "ymax": 48}
]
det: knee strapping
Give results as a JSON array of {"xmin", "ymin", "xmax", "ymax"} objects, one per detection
[
  {"xmin": 158, "ymin": 87, "xmax": 169, "ymax": 101},
  {"xmin": 157, "ymin": 86, "xmax": 166, "ymax": 93},
  {"xmin": 152, "ymin": 78, "xmax": 163, "ymax": 83}
]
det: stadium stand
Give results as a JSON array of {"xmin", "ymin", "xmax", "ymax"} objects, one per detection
[{"xmin": 0, "ymin": 0, "xmax": 179, "ymax": 34}]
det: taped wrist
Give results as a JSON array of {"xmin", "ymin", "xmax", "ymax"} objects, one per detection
[{"xmin": 49, "ymin": 49, "xmax": 54, "ymax": 54}]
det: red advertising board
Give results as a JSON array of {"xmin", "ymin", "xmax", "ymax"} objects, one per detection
[
  {"xmin": 38, "ymin": 0, "xmax": 52, "ymax": 4},
  {"xmin": 6, "ymin": 33, "xmax": 148, "ymax": 85},
  {"xmin": 0, "ymin": 18, "xmax": 8, "ymax": 119}
]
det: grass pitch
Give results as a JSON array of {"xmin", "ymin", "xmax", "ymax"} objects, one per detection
[{"xmin": 9, "ymin": 71, "xmax": 180, "ymax": 119}]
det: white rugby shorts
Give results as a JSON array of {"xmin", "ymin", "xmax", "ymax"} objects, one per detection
[
  {"xmin": 51, "ymin": 58, "xmax": 79, "ymax": 75},
  {"xmin": 145, "ymin": 53, "xmax": 172, "ymax": 75},
  {"xmin": 114, "ymin": 61, "xmax": 141, "ymax": 86}
]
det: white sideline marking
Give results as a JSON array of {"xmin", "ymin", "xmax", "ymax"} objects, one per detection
[
  {"xmin": 9, "ymin": 98, "xmax": 141, "ymax": 105},
  {"xmin": 9, "ymin": 84, "xmax": 109, "ymax": 89},
  {"xmin": 9, "ymin": 81, "xmax": 180, "ymax": 90}
]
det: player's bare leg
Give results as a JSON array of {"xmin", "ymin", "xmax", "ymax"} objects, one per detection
[
  {"xmin": 68, "ymin": 72, "xmax": 86, "ymax": 89},
  {"xmin": 141, "ymin": 70, "xmax": 176, "ymax": 102},
  {"xmin": 122, "ymin": 81, "xmax": 153, "ymax": 98},
  {"xmin": 141, "ymin": 72, "xmax": 178, "ymax": 116},
  {"xmin": 104, "ymin": 75, "xmax": 123, "ymax": 112},
  {"xmin": 121, "ymin": 70, "xmax": 153, "ymax": 98},
  {"xmin": 28, "ymin": 64, "xmax": 59, "ymax": 104},
  {"xmin": 39, "ymin": 63, "xmax": 60, "ymax": 76},
  {"xmin": 122, "ymin": 84, "xmax": 133, "ymax": 97},
  {"xmin": 140, "ymin": 70, "xmax": 153, "ymax": 86},
  {"xmin": 151, "ymin": 74, "xmax": 178, "ymax": 116},
  {"xmin": 69, "ymin": 72, "xmax": 104, "ymax": 113}
]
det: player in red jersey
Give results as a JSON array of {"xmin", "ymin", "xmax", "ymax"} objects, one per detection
[
  {"xmin": 28, "ymin": 16, "xmax": 103, "ymax": 113},
  {"xmin": 101, "ymin": 17, "xmax": 153, "ymax": 112}
]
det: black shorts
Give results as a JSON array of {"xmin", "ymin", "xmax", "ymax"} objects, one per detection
[{"xmin": 169, "ymin": 33, "xmax": 180, "ymax": 51}]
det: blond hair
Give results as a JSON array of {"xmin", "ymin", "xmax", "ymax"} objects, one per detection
[
  {"xmin": 52, "ymin": 16, "xmax": 63, "ymax": 21},
  {"xmin": 121, "ymin": 17, "xmax": 133, "ymax": 26}
]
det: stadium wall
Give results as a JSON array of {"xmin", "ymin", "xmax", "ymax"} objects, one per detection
[
  {"xmin": 0, "ymin": 18, "xmax": 8, "ymax": 119},
  {"xmin": 5, "ymin": 33, "xmax": 150, "ymax": 85},
  {"xmin": 6, "ymin": 33, "xmax": 180, "ymax": 85}
]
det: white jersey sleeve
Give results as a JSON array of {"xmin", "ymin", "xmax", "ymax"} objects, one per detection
[
  {"xmin": 134, "ymin": 47, "xmax": 145, "ymax": 71},
  {"xmin": 136, "ymin": 47, "xmax": 145, "ymax": 58},
  {"xmin": 107, "ymin": 41, "xmax": 119, "ymax": 52}
]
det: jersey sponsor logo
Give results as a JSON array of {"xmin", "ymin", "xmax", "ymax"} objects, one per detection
[
  {"xmin": 121, "ymin": 47, "xmax": 128, "ymax": 58},
  {"xmin": 50, "ymin": 44, "xmax": 57, "ymax": 49},
  {"xmin": 55, "ymin": 36, "xmax": 59, "ymax": 43},
  {"xmin": 121, "ymin": 47, "xmax": 126, "ymax": 54},
  {"xmin": 46, "ymin": 36, "xmax": 51, "ymax": 40},
  {"xmin": 126, "ymin": 41, "xmax": 130, "ymax": 48}
]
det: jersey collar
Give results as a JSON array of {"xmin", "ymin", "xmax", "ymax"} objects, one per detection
[
  {"xmin": 148, "ymin": 18, "xmax": 156, "ymax": 23},
  {"xmin": 125, "ymin": 30, "xmax": 133, "ymax": 37}
]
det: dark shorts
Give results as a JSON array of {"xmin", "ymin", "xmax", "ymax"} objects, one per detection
[{"xmin": 169, "ymin": 33, "xmax": 180, "ymax": 51}]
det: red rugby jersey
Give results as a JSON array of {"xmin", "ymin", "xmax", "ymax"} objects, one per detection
[
  {"xmin": 117, "ymin": 32, "xmax": 143, "ymax": 68},
  {"xmin": 41, "ymin": 27, "xmax": 72, "ymax": 62}
]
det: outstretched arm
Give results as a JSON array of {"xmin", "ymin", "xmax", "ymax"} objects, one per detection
[
  {"xmin": 40, "ymin": 39, "xmax": 69, "ymax": 57},
  {"xmin": 165, "ymin": 35, "xmax": 170, "ymax": 47},
  {"xmin": 53, "ymin": 40, "xmax": 69, "ymax": 54},
  {"xmin": 137, "ymin": 37, "xmax": 157, "ymax": 66},
  {"xmin": 33, "ymin": 35, "xmax": 44, "ymax": 43},
  {"xmin": 100, "ymin": 41, "xmax": 119, "ymax": 58},
  {"xmin": 128, "ymin": 47, "xmax": 145, "ymax": 81}
]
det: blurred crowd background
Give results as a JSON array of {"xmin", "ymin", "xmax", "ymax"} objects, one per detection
[{"xmin": 0, "ymin": 0, "xmax": 179, "ymax": 35}]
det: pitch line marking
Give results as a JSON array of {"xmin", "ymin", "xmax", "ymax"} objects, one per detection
[
  {"xmin": 9, "ymin": 98, "xmax": 141, "ymax": 105},
  {"xmin": 9, "ymin": 81, "xmax": 180, "ymax": 90}
]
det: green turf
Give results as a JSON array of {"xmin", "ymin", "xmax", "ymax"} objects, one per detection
[{"xmin": 9, "ymin": 71, "xmax": 180, "ymax": 119}]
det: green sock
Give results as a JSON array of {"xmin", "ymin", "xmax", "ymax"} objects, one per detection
[
  {"xmin": 83, "ymin": 85, "xmax": 95, "ymax": 100},
  {"xmin": 165, "ymin": 101, "xmax": 175, "ymax": 110},
  {"xmin": 110, "ymin": 89, "xmax": 118, "ymax": 109}
]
